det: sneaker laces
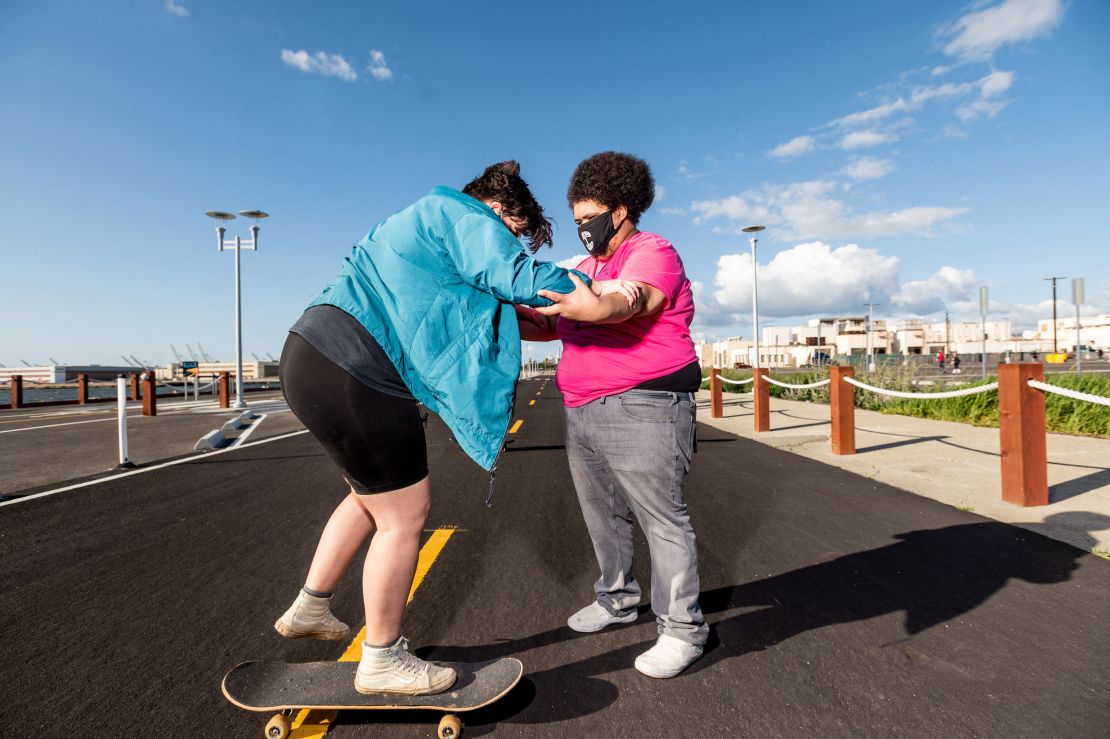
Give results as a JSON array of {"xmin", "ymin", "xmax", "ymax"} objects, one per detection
[{"xmin": 388, "ymin": 638, "xmax": 428, "ymax": 676}]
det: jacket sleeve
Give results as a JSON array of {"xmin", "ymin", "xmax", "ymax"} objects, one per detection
[{"xmin": 442, "ymin": 212, "xmax": 590, "ymax": 307}]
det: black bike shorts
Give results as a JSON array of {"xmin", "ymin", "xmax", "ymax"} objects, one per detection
[{"xmin": 280, "ymin": 333, "xmax": 428, "ymax": 494}]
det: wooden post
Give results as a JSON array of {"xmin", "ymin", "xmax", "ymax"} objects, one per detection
[
  {"xmin": 130, "ymin": 373, "xmax": 140, "ymax": 401},
  {"xmin": 77, "ymin": 373, "xmax": 89, "ymax": 405},
  {"xmin": 219, "ymin": 371, "xmax": 231, "ymax": 409},
  {"xmin": 830, "ymin": 365, "xmax": 856, "ymax": 455},
  {"xmin": 10, "ymin": 374, "xmax": 23, "ymax": 409},
  {"xmin": 998, "ymin": 363, "xmax": 1048, "ymax": 506},
  {"xmin": 753, "ymin": 367, "xmax": 770, "ymax": 432},
  {"xmin": 141, "ymin": 372, "xmax": 157, "ymax": 417}
]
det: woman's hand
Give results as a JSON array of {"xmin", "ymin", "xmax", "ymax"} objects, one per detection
[
  {"xmin": 535, "ymin": 273, "xmax": 635, "ymax": 322},
  {"xmin": 592, "ymin": 279, "xmax": 642, "ymax": 307}
]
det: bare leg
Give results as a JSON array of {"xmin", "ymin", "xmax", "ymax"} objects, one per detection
[
  {"xmin": 356, "ymin": 476, "xmax": 431, "ymax": 645},
  {"xmin": 304, "ymin": 491, "xmax": 376, "ymax": 593}
]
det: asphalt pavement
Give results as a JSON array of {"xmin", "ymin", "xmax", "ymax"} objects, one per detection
[{"xmin": 1, "ymin": 378, "xmax": 1107, "ymax": 737}]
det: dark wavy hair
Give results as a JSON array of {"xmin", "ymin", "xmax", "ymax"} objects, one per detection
[
  {"xmin": 566, "ymin": 151, "xmax": 655, "ymax": 224},
  {"xmin": 462, "ymin": 160, "xmax": 553, "ymax": 252}
]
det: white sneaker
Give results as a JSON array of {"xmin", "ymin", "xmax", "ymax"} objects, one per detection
[
  {"xmin": 567, "ymin": 602, "xmax": 638, "ymax": 633},
  {"xmin": 634, "ymin": 634, "xmax": 703, "ymax": 678},
  {"xmin": 355, "ymin": 636, "xmax": 457, "ymax": 695},
  {"xmin": 274, "ymin": 590, "xmax": 351, "ymax": 641}
]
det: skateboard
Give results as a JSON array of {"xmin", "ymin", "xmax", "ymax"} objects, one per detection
[{"xmin": 222, "ymin": 657, "xmax": 523, "ymax": 738}]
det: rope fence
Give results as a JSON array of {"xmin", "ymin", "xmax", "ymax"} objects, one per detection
[
  {"xmin": 718, "ymin": 375, "xmax": 755, "ymax": 386},
  {"xmin": 763, "ymin": 377, "xmax": 831, "ymax": 390},
  {"xmin": 705, "ymin": 363, "xmax": 1108, "ymax": 508},
  {"xmin": 842, "ymin": 376, "xmax": 998, "ymax": 400},
  {"xmin": 1028, "ymin": 379, "xmax": 1110, "ymax": 407}
]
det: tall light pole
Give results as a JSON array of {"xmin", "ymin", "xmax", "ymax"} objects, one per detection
[
  {"xmin": 979, "ymin": 286, "xmax": 989, "ymax": 379},
  {"xmin": 742, "ymin": 226, "xmax": 765, "ymax": 368},
  {"xmin": 864, "ymin": 302, "xmax": 879, "ymax": 372},
  {"xmin": 206, "ymin": 209, "xmax": 268, "ymax": 409},
  {"xmin": 1043, "ymin": 275, "xmax": 1066, "ymax": 354},
  {"xmin": 1073, "ymin": 278, "xmax": 1085, "ymax": 374}
]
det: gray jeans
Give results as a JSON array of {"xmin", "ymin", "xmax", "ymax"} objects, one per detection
[{"xmin": 565, "ymin": 389, "xmax": 707, "ymax": 646}]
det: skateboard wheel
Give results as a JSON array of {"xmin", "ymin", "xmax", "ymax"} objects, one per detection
[
  {"xmin": 437, "ymin": 713, "xmax": 463, "ymax": 738},
  {"xmin": 265, "ymin": 713, "xmax": 292, "ymax": 739}
]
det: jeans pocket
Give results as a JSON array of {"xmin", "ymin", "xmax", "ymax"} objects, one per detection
[{"xmin": 618, "ymin": 394, "xmax": 679, "ymax": 424}]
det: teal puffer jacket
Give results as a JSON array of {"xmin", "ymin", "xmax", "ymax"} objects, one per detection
[{"xmin": 307, "ymin": 186, "xmax": 587, "ymax": 471}]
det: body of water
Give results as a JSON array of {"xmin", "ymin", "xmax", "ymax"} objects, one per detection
[{"xmin": 0, "ymin": 382, "xmax": 277, "ymax": 405}]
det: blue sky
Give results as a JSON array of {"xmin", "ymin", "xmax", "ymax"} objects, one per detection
[{"xmin": 1, "ymin": 0, "xmax": 1107, "ymax": 365}]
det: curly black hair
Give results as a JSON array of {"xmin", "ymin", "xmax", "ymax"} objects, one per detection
[
  {"xmin": 566, "ymin": 151, "xmax": 655, "ymax": 224},
  {"xmin": 461, "ymin": 160, "xmax": 553, "ymax": 252}
]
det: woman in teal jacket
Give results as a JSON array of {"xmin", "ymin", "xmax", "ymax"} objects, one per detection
[{"xmin": 273, "ymin": 161, "xmax": 635, "ymax": 696}]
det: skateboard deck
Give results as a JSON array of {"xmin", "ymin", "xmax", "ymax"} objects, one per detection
[{"xmin": 223, "ymin": 657, "xmax": 522, "ymax": 738}]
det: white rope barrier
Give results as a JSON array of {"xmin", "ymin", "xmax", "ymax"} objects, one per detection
[
  {"xmin": 763, "ymin": 377, "xmax": 832, "ymax": 390},
  {"xmin": 843, "ymin": 376, "xmax": 998, "ymax": 399},
  {"xmin": 1028, "ymin": 379, "xmax": 1110, "ymax": 406},
  {"xmin": 718, "ymin": 376, "xmax": 755, "ymax": 386}
]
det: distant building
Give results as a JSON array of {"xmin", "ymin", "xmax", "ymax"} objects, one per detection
[
  {"xmin": 694, "ymin": 312, "xmax": 1109, "ymax": 368},
  {"xmin": 0, "ymin": 365, "xmax": 136, "ymax": 383},
  {"xmin": 155, "ymin": 361, "xmax": 279, "ymax": 381}
]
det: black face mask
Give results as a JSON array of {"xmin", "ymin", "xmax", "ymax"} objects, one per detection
[{"xmin": 577, "ymin": 210, "xmax": 623, "ymax": 257}]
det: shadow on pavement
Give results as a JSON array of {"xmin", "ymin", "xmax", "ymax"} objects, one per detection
[{"xmin": 418, "ymin": 512, "xmax": 1108, "ymax": 726}]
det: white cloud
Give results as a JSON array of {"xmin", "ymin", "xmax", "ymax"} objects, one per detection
[
  {"xmin": 832, "ymin": 100, "xmax": 909, "ymax": 129},
  {"xmin": 768, "ymin": 135, "xmax": 816, "ymax": 158},
  {"xmin": 164, "ymin": 0, "xmax": 189, "ymax": 17},
  {"xmin": 556, "ymin": 254, "xmax": 588, "ymax": 270},
  {"xmin": 893, "ymin": 266, "xmax": 978, "ymax": 314},
  {"xmin": 655, "ymin": 185, "xmax": 667, "ymax": 201},
  {"xmin": 281, "ymin": 50, "xmax": 358, "ymax": 82},
  {"xmin": 979, "ymin": 70, "xmax": 1015, "ymax": 97},
  {"xmin": 660, "ymin": 207, "xmax": 687, "ymax": 216},
  {"xmin": 941, "ymin": 0, "xmax": 1065, "ymax": 62},
  {"xmin": 691, "ymin": 180, "xmax": 966, "ymax": 240},
  {"xmin": 840, "ymin": 130, "xmax": 894, "ymax": 150},
  {"xmin": 957, "ymin": 99, "xmax": 1010, "ymax": 121},
  {"xmin": 367, "ymin": 49, "xmax": 393, "ymax": 81},
  {"xmin": 841, "ymin": 157, "xmax": 895, "ymax": 181},
  {"xmin": 710, "ymin": 242, "xmax": 901, "ymax": 317}
]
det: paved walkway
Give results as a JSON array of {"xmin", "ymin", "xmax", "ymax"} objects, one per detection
[{"xmin": 696, "ymin": 390, "xmax": 1110, "ymax": 554}]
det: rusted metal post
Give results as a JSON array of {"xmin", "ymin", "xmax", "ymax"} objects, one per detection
[
  {"xmin": 998, "ymin": 363, "xmax": 1048, "ymax": 506},
  {"xmin": 753, "ymin": 367, "xmax": 770, "ymax": 432},
  {"xmin": 10, "ymin": 375, "xmax": 23, "ymax": 409},
  {"xmin": 829, "ymin": 365, "xmax": 856, "ymax": 455},
  {"xmin": 78, "ymin": 373, "xmax": 89, "ymax": 405},
  {"xmin": 141, "ymin": 372, "xmax": 157, "ymax": 416},
  {"xmin": 130, "ymin": 373, "xmax": 140, "ymax": 401},
  {"xmin": 219, "ymin": 371, "xmax": 231, "ymax": 409}
]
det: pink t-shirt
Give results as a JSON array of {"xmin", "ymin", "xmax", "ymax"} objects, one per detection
[{"xmin": 556, "ymin": 231, "xmax": 697, "ymax": 407}]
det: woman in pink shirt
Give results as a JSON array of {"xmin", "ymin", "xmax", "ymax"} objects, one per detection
[{"xmin": 523, "ymin": 151, "xmax": 706, "ymax": 678}]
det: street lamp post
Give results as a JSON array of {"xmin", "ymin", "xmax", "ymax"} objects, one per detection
[
  {"xmin": 864, "ymin": 303, "xmax": 879, "ymax": 372},
  {"xmin": 1073, "ymin": 278, "xmax": 1085, "ymax": 374},
  {"xmin": 979, "ymin": 286, "xmax": 989, "ymax": 379},
  {"xmin": 742, "ymin": 226, "xmax": 765, "ymax": 369},
  {"xmin": 205, "ymin": 209, "xmax": 269, "ymax": 410}
]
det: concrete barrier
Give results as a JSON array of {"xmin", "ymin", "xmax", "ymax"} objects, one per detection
[{"xmin": 194, "ymin": 429, "xmax": 226, "ymax": 451}]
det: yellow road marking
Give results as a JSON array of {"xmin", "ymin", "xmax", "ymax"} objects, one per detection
[
  {"xmin": 528, "ymin": 400, "xmax": 535, "ymax": 406},
  {"xmin": 290, "ymin": 527, "xmax": 458, "ymax": 737},
  {"xmin": 509, "ymin": 419, "xmax": 523, "ymax": 433}
]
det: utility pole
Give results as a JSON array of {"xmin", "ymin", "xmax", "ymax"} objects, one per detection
[
  {"xmin": 979, "ymin": 286, "xmax": 989, "ymax": 379},
  {"xmin": 864, "ymin": 303, "xmax": 879, "ymax": 372},
  {"xmin": 1044, "ymin": 276, "xmax": 1066, "ymax": 354}
]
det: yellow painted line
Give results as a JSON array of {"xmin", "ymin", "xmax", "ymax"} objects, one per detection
[
  {"xmin": 509, "ymin": 419, "xmax": 523, "ymax": 433},
  {"xmin": 290, "ymin": 527, "xmax": 458, "ymax": 737},
  {"xmin": 528, "ymin": 400, "xmax": 535, "ymax": 406}
]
